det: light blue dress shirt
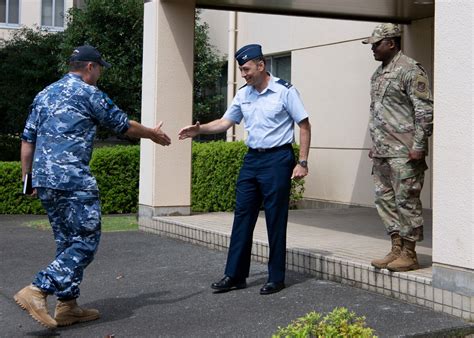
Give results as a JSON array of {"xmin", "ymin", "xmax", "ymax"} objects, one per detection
[{"xmin": 223, "ymin": 74, "xmax": 309, "ymax": 149}]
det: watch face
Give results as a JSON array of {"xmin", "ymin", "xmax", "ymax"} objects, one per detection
[{"xmin": 299, "ymin": 160, "xmax": 308, "ymax": 168}]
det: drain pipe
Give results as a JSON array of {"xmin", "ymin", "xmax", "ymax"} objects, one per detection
[{"xmin": 226, "ymin": 11, "xmax": 237, "ymax": 142}]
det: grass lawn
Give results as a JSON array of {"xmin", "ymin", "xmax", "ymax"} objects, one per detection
[{"xmin": 25, "ymin": 215, "xmax": 139, "ymax": 232}]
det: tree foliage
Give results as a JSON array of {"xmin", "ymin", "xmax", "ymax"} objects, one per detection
[
  {"xmin": 0, "ymin": 27, "xmax": 64, "ymax": 136},
  {"xmin": 61, "ymin": 0, "xmax": 144, "ymax": 123},
  {"xmin": 0, "ymin": 1, "xmax": 226, "ymax": 161},
  {"xmin": 0, "ymin": 27, "xmax": 64, "ymax": 160}
]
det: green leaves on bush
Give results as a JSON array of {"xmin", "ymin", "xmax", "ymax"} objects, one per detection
[
  {"xmin": 191, "ymin": 141, "xmax": 305, "ymax": 212},
  {"xmin": 0, "ymin": 142, "xmax": 305, "ymax": 214},
  {"xmin": 90, "ymin": 145, "xmax": 140, "ymax": 214},
  {"xmin": 0, "ymin": 161, "xmax": 44, "ymax": 214},
  {"xmin": 192, "ymin": 141, "xmax": 247, "ymax": 212},
  {"xmin": 273, "ymin": 307, "xmax": 376, "ymax": 338},
  {"xmin": 0, "ymin": 146, "xmax": 140, "ymax": 215}
]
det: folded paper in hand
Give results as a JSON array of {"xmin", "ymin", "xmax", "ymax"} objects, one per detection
[{"xmin": 23, "ymin": 173, "xmax": 33, "ymax": 195}]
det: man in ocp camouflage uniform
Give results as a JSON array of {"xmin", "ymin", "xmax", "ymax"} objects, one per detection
[
  {"xmin": 363, "ymin": 23, "xmax": 433, "ymax": 272},
  {"xmin": 15, "ymin": 45, "xmax": 171, "ymax": 329}
]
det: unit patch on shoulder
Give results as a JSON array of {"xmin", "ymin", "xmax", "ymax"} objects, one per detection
[
  {"xmin": 413, "ymin": 74, "xmax": 430, "ymax": 99},
  {"xmin": 277, "ymin": 78, "xmax": 292, "ymax": 89},
  {"xmin": 99, "ymin": 94, "xmax": 115, "ymax": 109}
]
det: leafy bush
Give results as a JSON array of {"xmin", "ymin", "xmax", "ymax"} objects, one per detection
[
  {"xmin": 0, "ymin": 146, "xmax": 139, "ymax": 215},
  {"xmin": 273, "ymin": 307, "xmax": 376, "ymax": 338},
  {"xmin": 90, "ymin": 145, "xmax": 140, "ymax": 214},
  {"xmin": 192, "ymin": 141, "xmax": 304, "ymax": 212},
  {"xmin": 0, "ymin": 162, "xmax": 44, "ymax": 214},
  {"xmin": 192, "ymin": 141, "xmax": 246, "ymax": 212},
  {"xmin": 0, "ymin": 142, "xmax": 305, "ymax": 214}
]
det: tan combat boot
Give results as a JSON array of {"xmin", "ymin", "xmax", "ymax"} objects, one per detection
[
  {"xmin": 387, "ymin": 239, "xmax": 420, "ymax": 272},
  {"xmin": 14, "ymin": 285, "xmax": 57, "ymax": 329},
  {"xmin": 371, "ymin": 233, "xmax": 402, "ymax": 269},
  {"xmin": 54, "ymin": 299, "xmax": 100, "ymax": 326}
]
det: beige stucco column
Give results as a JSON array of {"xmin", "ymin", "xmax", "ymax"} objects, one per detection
[
  {"xmin": 432, "ymin": 0, "xmax": 474, "ymax": 296},
  {"xmin": 139, "ymin": 0, "xmax": 195, "ymax": 217}
]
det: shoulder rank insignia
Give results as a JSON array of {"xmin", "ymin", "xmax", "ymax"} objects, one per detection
[{"xmin": 277, "ymin": 78, "xmax": 292, "ymax": 88}]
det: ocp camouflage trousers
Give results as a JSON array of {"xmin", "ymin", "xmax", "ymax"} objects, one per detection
[
  {"xmin": 33, "ymin": 188, "xmax": 101, "ymax": 299},
  {"xmin": 372, "ymin": 157, "xmax": 427, "ymax": 242}
]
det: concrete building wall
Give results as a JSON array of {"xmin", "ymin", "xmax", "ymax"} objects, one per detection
[
  {"xmin": 201, "ymin": 10, "xmax": 434, "ymax": 208},
  {"xmin": 432, "ymin": 0, "xmax": 473, "ymax": 295}
]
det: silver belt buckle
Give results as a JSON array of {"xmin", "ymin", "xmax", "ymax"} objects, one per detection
[{"xmin": 257, "ymin": 148, "xmax": 265, "ymax": 152}]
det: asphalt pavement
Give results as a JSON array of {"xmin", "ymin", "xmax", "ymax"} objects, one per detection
[{"xmin": 1, "ymin": 215, "xmax": 473, "ymax": 337}]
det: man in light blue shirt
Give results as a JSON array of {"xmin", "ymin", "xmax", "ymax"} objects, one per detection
[{"xmin": 179, "ymin": 44, "xmax": 311, "ymax": 295}]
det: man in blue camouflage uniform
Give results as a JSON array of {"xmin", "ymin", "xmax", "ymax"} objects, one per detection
[
  {"xmin": 14, "ymin": 45, "xmax": 171, "ymax": 329},
  {"xmin": 179, "ymin": 44, "xmax": 311, "ymax": 295},
  {"xmin": 363, "ymin": 24, "xmax": 433, "ymax": 272}
]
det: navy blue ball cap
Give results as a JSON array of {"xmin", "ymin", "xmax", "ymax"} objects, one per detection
[
  {"xmin": 69, "ymin": 45, "xmax": 111, "ymax": 68},
  {"xmin": 235, "ymin": 44, "xmax": 263, "ymax": 66}
]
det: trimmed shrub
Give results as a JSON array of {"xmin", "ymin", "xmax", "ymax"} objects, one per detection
[
  {"xmin": 0, "ymin": 162, "xmax": 44, "ymax": 214},
  {"xmin": 273, "ymin": 307, "xmax": 376, "ymax": 338},
  {"xmin": 0, "ymin": 145, "xmax": 139, "ymax": 215},
  {"xmin": 0, "ymin": 142, "xmax": 305, "ymax": 214},
  {"xmin": 192, "ymin": 141, "xmax": 247, "ymax": 212},
  {"xmin": 90, "ymin": 145, "xmax": 140, "ymax": 214},
  {"xmin": 191, "ymin": 141, "xmax": 304, "ymax": 212}
]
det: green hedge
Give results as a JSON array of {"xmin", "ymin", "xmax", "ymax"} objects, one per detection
[
  {"xmin": 90, "ymin": 145, "xmax": 140, "ymax": 214},
  {"xmin": 0, "ymin": 161, "xmax": 44, "ymax": 214},
  {"xmin": 0, "ymin": 142, "xmax": 304, "ymax": 214},
  {"xmin": 0, "ymin": 145, "xmax": 140, "ymax": 215},
  {"xmin": 192, "ymin": 141, "xmax": 304, "ymax": 212}
]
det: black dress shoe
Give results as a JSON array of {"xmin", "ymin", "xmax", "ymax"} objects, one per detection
[
  {"xmin": 260, "ymin": 282, "xmax": 285, "ymax": 295},
  {"xmin": 211, "ymin": 276, "xmax": 246, "ymax": 292}
]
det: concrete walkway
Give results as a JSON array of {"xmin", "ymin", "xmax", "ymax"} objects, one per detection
[
  {"xmin": 1, "ymin": 213, "xmax": 473, "ymax": 337},
  {"xmin": 141, "ymin": 207, "xmax": 473, "ymax": 324},
  {"xmin": 154, "ymin": 207, "xmax": 433, "ymax": 278}
]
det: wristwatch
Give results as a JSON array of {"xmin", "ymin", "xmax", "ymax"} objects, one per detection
[{"xmin": 298, "ymin": 160, "xmax": 308, "ymax": 168}]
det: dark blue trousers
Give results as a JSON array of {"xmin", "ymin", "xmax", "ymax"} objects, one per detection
[{"xmin": 224, "ymin": 145, "xmax": 295, "ymax": 283}]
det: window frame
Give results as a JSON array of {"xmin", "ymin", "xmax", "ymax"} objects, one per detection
[
  {"xmin": 0, "ymin": 0, "xmax": 21, "ymax": 27},
  {"xmin": 265, "ymin": 53, "xmax": 292, "ymax": 83},
  {"xmin": 41, "ymin": 0, "xmax": 65, "ymax": 30}
]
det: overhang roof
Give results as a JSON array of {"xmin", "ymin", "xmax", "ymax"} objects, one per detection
[{"xmin": 195, "ymin": 0, "xmax": 434, "ymax": 23}]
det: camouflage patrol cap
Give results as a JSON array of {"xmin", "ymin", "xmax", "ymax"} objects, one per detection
[{"xmin": 362, "ymin": 23, "xmax": 402, "ymax": 44}]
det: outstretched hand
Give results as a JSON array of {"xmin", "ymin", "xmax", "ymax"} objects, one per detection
[
  {"xmin": 178, "ymin": 122, "xmax": 201, "ymax": 140},
  {"xmin": 151, "ymin": 121, "xmax": 171, "ymax": 146}
]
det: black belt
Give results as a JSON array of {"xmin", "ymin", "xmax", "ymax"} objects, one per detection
[{"xmin": 248, "ymin": 143, "xmax": 292, "ymax": 153}]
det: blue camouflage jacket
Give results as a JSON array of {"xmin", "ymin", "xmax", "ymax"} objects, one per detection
[{"xmin": 21, "ymin": 73, "xmax": 130, "ymax": 191}]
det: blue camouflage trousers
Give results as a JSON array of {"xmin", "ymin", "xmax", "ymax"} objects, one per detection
[{"xmin": 33, "ymin": 188, "xmax": 101, "ymax": 299}]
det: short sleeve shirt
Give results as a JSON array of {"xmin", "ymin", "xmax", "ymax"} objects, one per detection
[
  {"xmin": 223, "ymin": 74, "xmax": 309, "ymax": 149},
  {"xmin": 21, "ymin": 73, "xmax": 130, "ymax": 191}
]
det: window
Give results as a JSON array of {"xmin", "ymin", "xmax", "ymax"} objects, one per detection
[
  {"xmin": 265, "ymin": 54, "xmax": 292, "ymax": 82},
  {"xmin": 0, "ymin": 0, "xmax": 20, "ymax": 25},
  {"xmin": 42, "ymin": 0, "xmax": 64, "ymax": 28}
]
